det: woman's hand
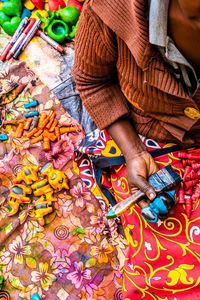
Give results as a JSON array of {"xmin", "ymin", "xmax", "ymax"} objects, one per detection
[
  {"xmin": 126, "ymin": 151, "xmax": 159, "ymax": 202},
  {"xmin": 106, "ymin": 117, "xmax": 159, "ymax": 204}
]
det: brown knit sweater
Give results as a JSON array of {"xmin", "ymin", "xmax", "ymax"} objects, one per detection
[{"xmin": 72, "ymin": 0, "xmax": 200, "ymax": 145}]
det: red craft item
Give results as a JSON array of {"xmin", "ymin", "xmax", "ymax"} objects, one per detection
[
  {"xmin": 192, "ymin": 163, "xmax": 200, "ymax": 170},
  {"xmin": 48, "ymin": 0, "xmax": 66, "ymax": 11},
  {"xmin": 185, "ymin": 196, "xmax": 192, "ymax": 219},
  {"xmin": 67, "ymin": 0, "xmax": 83, "ymax": 12},
  {"xmin": 31, "ymin": 0, "xmax": 44, "ymax": 10},
  {"xmin": 192, "ymin": 183, "xmax": 200, "ymax": 201},
  {"xmin": 178, "ymin": 184, "xmax": 185, "ymax": 204},
  {"xmin": 185, "ymin": 169, "xmax": 199, "ymax": 181},
  {"xmin": 184, "ymin": 179, "xmax": 199, "ymax": 190},
  {"xmin": 177, "ymin": 151, "xmax": 189, "ymax": 159},
  {"xmin": 182, "ymin": 159, "xmax": 197, "ymax": 167},
  {"xmin": 183, "ymin": 166, "xmax": 192, "ymax": 181},
  {"xmin": 184, "ymin": 187, "xmax": 193, "ymax": 196}
]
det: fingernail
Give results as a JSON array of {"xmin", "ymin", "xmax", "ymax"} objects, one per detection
[{"xmin": 149, "ymin": 192, "xmax": 155, "ymax": 200}]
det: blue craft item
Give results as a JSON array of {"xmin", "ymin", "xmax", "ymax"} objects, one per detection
[
  {"xmin": 32, "ymin": 293, "xmax": 41, "ymax": 300},
  {"xmin": 21, "ymin": 7, "xmax": 32, "ymax": 19},
  {"xmin": 24, "ymin": 100, "xmax": 39, "ymax": 109},
  {"xmin": 25, "ymin": 111, "xmax": 39, "ymax": 118},
  {"xmin": 0, "ymin": 134, "xmax": 8, "ymax": 141},
  {"xmin": 0, "ymin": 120, "xmax": 2, "ymax": 125},
  {"xmin": 141, "ymin": 190, "xmax": 176, "ymax": 223}
]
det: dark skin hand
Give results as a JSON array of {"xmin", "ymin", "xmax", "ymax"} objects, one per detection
[{"xmin": 106, "ymin": 117, "xmax": 159, "ymax": 207}]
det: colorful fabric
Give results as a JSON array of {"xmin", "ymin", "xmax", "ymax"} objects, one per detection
[
  {"xmin": 0, "ymin": 60, "xmax": 127, "ymax": 299},
  {"xmin": 74, "ymin": 129, "xmax": 200, "ymax": 299}
]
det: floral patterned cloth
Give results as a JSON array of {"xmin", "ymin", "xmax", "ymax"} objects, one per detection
[
  {"xmin": 0, "ymin": 37, "xmax": 127, "ymax": 299},
  {"xmin": 74, "ymin": 129, "xmax": 200, "ymax": 299}
]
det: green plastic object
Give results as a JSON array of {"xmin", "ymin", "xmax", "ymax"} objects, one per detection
[
  {"xmin": 0, "ymin": 11, "xmax": 10, "ymax": 26},
  {"xmin": 2, "ymin": 16, "xmax": 21, "ymax": 35},
  {"xmin": 68, "ymin": 20, "xmax": 78, "ymax": 39},
  {"xmin": 56, "ymin": 6, "xmax": 80, "ymax": 26},
  {"xmin": 2, "ymin": 0, "xmax": 22, "ymax": 17},
  {"xmin": 46, "ymin": 19, "xmax": 69, "ymax": 43}
]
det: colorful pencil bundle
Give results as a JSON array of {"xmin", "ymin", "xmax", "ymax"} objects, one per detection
[
  {"xmin": 177, "ymin": 149, "xmax": 200, "ymax": 219},
  {"xmin": 0, "ymin": 15, "xmax": 64, "ymax": 62}
]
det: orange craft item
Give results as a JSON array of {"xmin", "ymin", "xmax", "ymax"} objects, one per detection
[
  {"xmin": 43, "ymin": 129, "xmax": 57, "ymax": 141},
  {"xmin": 55, "ymin": 126, "xmax": 61, "ymax": 140},
  {"xmin": 43, "ymin": 137, "xmax": 51, "ymax": 151},
  {"xmin": 24, "ymin": 117, "xmax": 33, "ymax": 130},
  {"xmin": 31, "ymin": 135, "xmax": 43, "ymax": 144},
  {"xmin": 60, "ymin": 126, "xmax": 76, "ymax": 134},
  {"xmin": 27, "ymin": 127, "xmax": 38, "ymax": 138},
  {"xmin": 16, "ymin": 122, "xmax": 24, "ymax": 138}
]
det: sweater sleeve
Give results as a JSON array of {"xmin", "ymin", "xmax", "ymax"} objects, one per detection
[{"xmin": 72, "ymin": 3, "xmax": 130, "ymax": 130}]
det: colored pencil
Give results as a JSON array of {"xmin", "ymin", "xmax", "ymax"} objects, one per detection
[
  {"xmin": 6, "ymin": 18, "xmax": 36, "ymax": 61},
  {"xmin": 13, "ymin": 19, "xmax": 42, "ymax": 59},
  {"xmin": 0, "ymin": 17, "xmax": 29, "ymax": 61},
  {"xmin": 36, "ymin": 29, "xmax": 64, "ymax": 53}
]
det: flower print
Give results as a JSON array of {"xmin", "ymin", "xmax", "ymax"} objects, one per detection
[
  {"xmin": 0, "ymin": 249, "xmax": 12, "ymax": 265},
  {"xmin": 55, "ymin": 192, "xmax": 73, "ymax": 217},
  {"xmin": 90, "ymin": 239, "xmax": 113, "ymax": 264},
  {"xmin": 83, "ymin": 226, "xmax": 103, "ymax": 245},
  {"xmin": 5, "ymin": 106, "xmax": 19, "ymax": 121},
  {"xmin": 90, "ymin": 209, "xmax": 107, "ymax": 228},
  {"xmin": 12, "ymin": 92, "xmax": 30, "ymax": 113},
  {"xmin": 8, "ymin": 236, "xmax": 31, "ymax": 264},
  {"xmin": 39, "ymin": 136, "xmax": 74, "ymax": 169},
  {"xmin": 80, "ymin": 283, "xmax": 105, "ymax": 300},
  {"xmin": 67, "ymin": 261, "xmax": 91, "ymax": 289},
  {"xmin": 70, "ymin": 182, "xmax": 91, "ymax": 208},
  {"xmin": 51, "ymin": 249, "xmax": 72, "ymax": 276},
  {"xmin": 31, "ymin": 262, "xmax": 56, "ymax": 291}
]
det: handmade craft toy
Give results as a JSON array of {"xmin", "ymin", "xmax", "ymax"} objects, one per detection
[
  {"xmin": 7, "ymin": 184, "xmax": 32, "ymax": 216},
  {"xmin": 13, "ymin": 165, "xmax": 39, "ymax": 185},
  {"xmin": 33, "ymin": 194, "xmax": 55, "ymax": 225},
  {"xmin": 5, "ymin": 161, "xmax": 70, "ymax": 225},
  {"xmin": 32, "ymin": 191, "xmax": 57, "ymax": 225},
  {"xmin": 37, "ymin": 5, "xmax": 80, "ymax": 42},
  {"xmin": 141, "ymin": 190, "xmax": 176, "ymax": 223},
  {"xmin": 40, "ymin": 162, "xmax": 69, "ymax": 192},
  {"xmin": 0, "ymin": 0, "xmax": 22, "ymax": 35},
  {"xmin": 31, "ymin": 178, "xmax": 53, "ymax": 196}
]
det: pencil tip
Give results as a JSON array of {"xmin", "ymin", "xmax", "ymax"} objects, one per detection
[{"xmin": 106, "ymin": 208, "xmax": 116, "ymax": 219}]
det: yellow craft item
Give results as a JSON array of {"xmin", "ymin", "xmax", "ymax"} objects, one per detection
[
  {"xmin": 31, "ymin": 9, "xmax": 48, "ymax": 19},
  {"xmin": 24, "ymin": 0, "xmax": 35, "ymax": 10},
  {"xmin": 0, "ymin": 3, "xmax": 2, "ymax": 10}
]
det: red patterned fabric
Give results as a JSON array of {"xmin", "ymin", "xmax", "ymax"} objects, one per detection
[{"xmin": 74, "ymin": 130, "xmax": 200, "ymax": 299}]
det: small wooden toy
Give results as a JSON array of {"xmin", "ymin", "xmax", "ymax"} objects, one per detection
[
  {"xmin": 32, "ymin": 191, "xmax": 57, "ymax": 225},
  {"xmin": 31, "ymin": 178, "xmax": 53, "ymax": 196},
  {"xmin": 7, "ymin": 184, "xmax": 32, "ymax": 216},
  {"xmin": 13, "ymin": 165, "xmax": 39, "ymax": 185},
  {"xmin": 40, "ymin": 162, "xmax": 69, "ymax": 191}
]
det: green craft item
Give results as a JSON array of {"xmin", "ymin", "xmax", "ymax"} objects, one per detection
[
  {"xmin": 36, "ymin": 10, "xmax": 55, "ymax": 32},
  {"xmin": 67, "ymin": 20, "xmax": 78, "ymax": 40},
  {"xmin": 46, "ymin": 19, "xmax": 69, "ymax": 43},
  {"xmin": 56, "ymin": 6, "xmax": 80, "ymax": 26},
  {"xmin": 2, "ymin": 0, "xmax": 22, "ymax": 17},
  {"xmin": 0, "ymin": 11, "xmax": 11, "ymax": 26},
  {"xmin": 2, "ymin": 16, "xmax": 21, "ymax": 35}
]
